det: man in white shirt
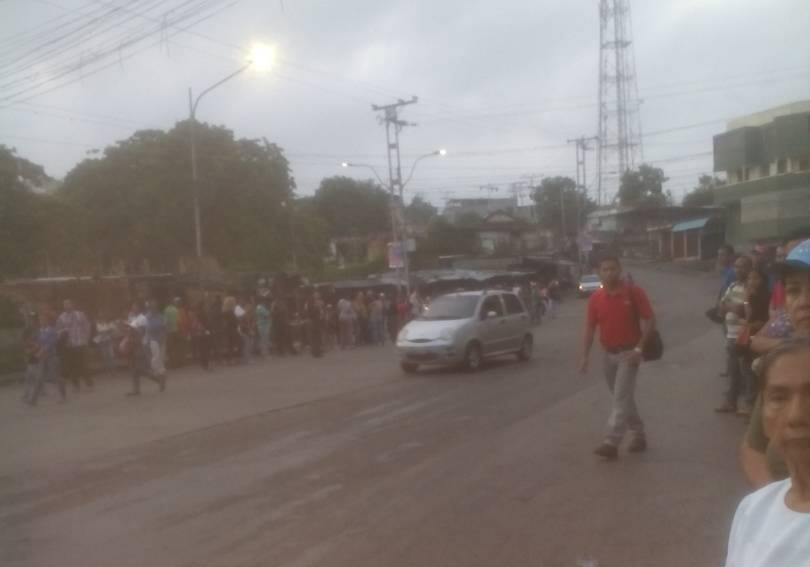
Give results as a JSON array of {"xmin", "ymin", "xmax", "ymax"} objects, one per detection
[{"xmin": 725, "ymin": 338, "xmax": 810, "ymax": 567}]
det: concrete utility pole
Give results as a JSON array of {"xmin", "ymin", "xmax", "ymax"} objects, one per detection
[
  {"xmin": 568, "ymin": 136, "xmax": 598, "ymax": 266},
  {"xmin": 372, "ymin": 96, "xmax": 418, "ymax": 296}
]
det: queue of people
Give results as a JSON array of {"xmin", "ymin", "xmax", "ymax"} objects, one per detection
[
  {"xmin": 19, "ymin": 287, "xmax": 427, "ymax": 405},
  {"xmin": 715, "ymin": 232, "xmax": 810, "ymax": 567}
]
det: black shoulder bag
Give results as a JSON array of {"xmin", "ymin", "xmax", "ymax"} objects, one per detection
[{"xmin": 628, "ymin": 286, "xmax": 664, "ymax": 361}]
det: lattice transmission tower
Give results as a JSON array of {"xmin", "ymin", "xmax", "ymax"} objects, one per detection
[{"xmin": 596, "ymin": 0, "xmax": 644, "ymax": 205}]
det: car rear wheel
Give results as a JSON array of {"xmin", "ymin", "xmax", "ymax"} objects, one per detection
[
  {"xmin": 516, "ymin": 335, "xmax": 533, "ymax": 362},
  {"xmin": 463, "ymin": 342, "xmax": 483, "ymax": 372},
  {"xmin": 401, "ymin": 362, "xmax": 419, "ymax": 374}
]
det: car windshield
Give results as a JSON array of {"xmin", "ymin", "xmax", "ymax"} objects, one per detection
[
  {"xmin": 582, "ymin": 275, "xmax": 600, "ymax": 283},
  {"xmin": 418, "ymin": 295, "xmax": 479, "ymax": 320}
]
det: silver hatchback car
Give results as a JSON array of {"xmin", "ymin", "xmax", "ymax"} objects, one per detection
[{"xmin": 396, "ymin": 290, "xmax": 534, "ymax": 373}]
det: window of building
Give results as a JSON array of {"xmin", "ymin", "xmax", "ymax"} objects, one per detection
[
  {"xmin": 799, "ymin": 157, "xmax": 810, "ymax": 172},
  {"xmin": 777, "ymin": 158, "xmax": 787, "ymax": 174},
  {"xmin": 745, "ymin": 166, "xmax": 754, "ymax": 181},
  {"xmin": 760, "ymin": 165, "xmax": 769, "ymax": 178}
]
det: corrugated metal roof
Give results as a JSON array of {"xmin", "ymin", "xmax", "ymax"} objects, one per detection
[{"xmin": 672, "ymin": 217, "xmax": 711, "ymax": 233}]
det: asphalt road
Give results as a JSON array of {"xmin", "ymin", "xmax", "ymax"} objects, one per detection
[{"xmin": 0, "ymin": 264, "xmax": 751, "ymax": 567}]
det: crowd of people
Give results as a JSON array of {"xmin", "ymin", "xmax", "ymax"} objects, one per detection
[
  {"xmin": 716, "ymin": 231, "xmax": 810, "ymax": 567},
  {"xmin": 17, "ymin": 274, "xmax": 565, "ymax": 406}
]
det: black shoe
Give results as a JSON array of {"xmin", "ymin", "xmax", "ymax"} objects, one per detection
[
  {"xmin": 594, "ymin": 443, "xmax": 618, "ymax": 460},
  {"xmin": 627, "ymin": 437, "xmax": 647, "ymax": 453}
]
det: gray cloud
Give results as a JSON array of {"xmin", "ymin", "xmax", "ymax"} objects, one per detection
[{"xmin": 1, "ymin": 0, "xmax": 808, "ymax": 205}]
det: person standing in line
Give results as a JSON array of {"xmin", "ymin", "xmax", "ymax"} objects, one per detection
[
  {"xmin": 24, "ymin": 311, "xmax": 67, "ymax": 406},
  {"xmin": 163, "ymin": 298, "xmax": 180, "ymax": 369},
  {"xmin": 337, "ymin": 296, "xmax": 355, "ymax": 349},
  {"xmin": 125, "ymin": 302, "xmax": 164, "ymax": 396},
  {"xmin": 94, "ymin": 310, "xmax": 119, "ymax": 375},
  {"xmin": 409, "ymin": 288, "xmax": 424, "ymax": 320},
  {"xmin": 723, "ymin": 338, "xmax": 810, "ymax": 567},
  {"xmin": 580, "ymin": 255, "xmax": 656, "ymax": 460},
  {"xmin": 353, "ymin": 292, "xmax": 368, "ymax": 346},
  {"xmin": 144, "ymin": 300, "xmax": 168, "ymax": 381},
  {"xmin": 190, "ymin": 302, "xmax": 213, "ymax": 371},
  {"xmin": 271, "ymin": 296, "xmax": 295, "ymax": 356},
  {"xmin": 715, "ymin": 255, "xmax": 754, "ymax": 414},
  {"xmin": 369, "ymin": 293, "xmax": 385, "ymax": 346},
  {"xmin": 741, "ymin": 238, "xmax": 810, "ymax": 488},
  {"xmin": 208, "ymin": 295, "xmax": 224, "ymax": 367},
  {"xmin": 56, "ymin": 299, "xmax": 93, "ymax": 391},
  {"xmin": 306, "ymin": 291, "xmax": 325, "ymax": 358},
  {"xmin": 255, "ymin": 299, "xmax": 271, "ymax": 357}
]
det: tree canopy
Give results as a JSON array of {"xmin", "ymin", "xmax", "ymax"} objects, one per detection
[
  {"xmin": 531, "ymin": 176, "xmax": 597, "ymax": 237},
  {"xmin": 682, "ymin": 174, "xmax": 724, "ymax": 207},
  {"xmin": 0, "ymin": 146, "xmax": 76, "ymax": 278},
  {"xmin": 618, "ymin": 164, "xmax": 671, "ymax": 208},
  {"xmin": 404, "ymin": 195, "xmax": 438, "ymax": 226},
  {"xmin": 311, "ymin": 176, "xmax": 391, "ymax": 238},
  {"xmin": 59, "ymin": 122, "xmax": 298, "ymax": 274}
]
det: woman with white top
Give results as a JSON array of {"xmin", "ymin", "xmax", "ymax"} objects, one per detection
[{"xmin": 725, "ymin": 338, "xmax": 810, "ymax": 567}]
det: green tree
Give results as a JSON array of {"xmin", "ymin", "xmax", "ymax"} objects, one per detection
[
  {"xmin": 418, "ymin": 217, "xmax": 478, "ymax": 258},
  {"xmin": 59, "ymin": 122, "xmax": 296, "ymax": 274},
  {"xmin": 454, "ymin": 211, "xmax": 484, "ymax": 228},
  {"xmin": 404, "ymin": 195, "xmax": 438, "ymax": 226},
  {"xmin": 532, "ymin": 176, "xmax": 597, "ymax": 237},
  {"xmin": 311, "ymin": 176, "xmax": 391, "ymax": 238},
  {"xmin": 0, "ymin": 146, "xmax": 77, "ymax": 278},
  {"xmin": 618, "ymin": 164, "xmax": 670, "ymax": 208},
  {"xmin": 682, "ymin": 174, "xmax": 724, "ymax": 207}
]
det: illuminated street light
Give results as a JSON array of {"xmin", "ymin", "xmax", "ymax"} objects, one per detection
[
  {"xmin": 188, "ymin": 42, "xmax": 274, "ymax": 258},
  {"xmin": 248, "ymin": 43, "xmax": 275, "ymax": 73}
]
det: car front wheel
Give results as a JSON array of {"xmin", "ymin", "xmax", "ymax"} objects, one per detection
[
  {"xmin": 516, "ymin": 335, "xmax": 533, "ymax": 362},
  {"xmin": 463, "ymin": 342, "xmax": 483, "ymax": 372}
]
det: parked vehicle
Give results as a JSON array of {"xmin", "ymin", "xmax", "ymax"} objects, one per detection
[
  {"xmin": 577, "ymin": 274, "xmax": 602, "ymax": 298},
  {"xmin": 396, "ymin": 290, "xmax": 533, "ymax": 373}
]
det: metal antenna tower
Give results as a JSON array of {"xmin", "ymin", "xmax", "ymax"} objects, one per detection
[{"xmin": 596, "ymin": 0, "xmax": 644, "ymax": 205}]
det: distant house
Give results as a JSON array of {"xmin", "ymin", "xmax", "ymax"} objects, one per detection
[
  {"xmin": 647, "ymin": 216, "xmax": 725, "ymax": 261},
  {"xmin": 712, "ymin": 100, "xmax": 810, "ymax": 246},
  {"xmin": 586, "ymin": 205, "xmax": 720, "ymax": 258},
  {"xmin": 468, "ymin": 210, "xmax": 550, "ymax": 256}
]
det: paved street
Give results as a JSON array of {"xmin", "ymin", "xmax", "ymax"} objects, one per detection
[{"xmin": 1, "ymin": 265, "xmax": 750, "ymax": 567}]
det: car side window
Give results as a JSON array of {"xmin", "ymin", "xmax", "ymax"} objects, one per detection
[
  {"xmin": 480, "ymin": 295, "xmax": 504, "ymax": 319},
  {"xmin": 502, "ymin": 293, "xmax": 525, "ymax": 315}
]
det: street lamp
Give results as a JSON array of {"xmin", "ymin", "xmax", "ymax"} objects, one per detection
[
  {"xmin": 188, "ymin": 43, "xmax": 274, "ymax": 259},
  {"xmin": 341, "ymin": 149, "xmax": 445, "ymax": 294}
]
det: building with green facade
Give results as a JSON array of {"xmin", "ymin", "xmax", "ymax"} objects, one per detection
[{"xmin": 713, "ymin": 100, "xmax": 810, "ymax": 247}]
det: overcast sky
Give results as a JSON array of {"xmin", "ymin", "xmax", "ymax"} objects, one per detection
[{"xmin": 1, "ymin": 0, "xmax": 809, "ymax": 206}]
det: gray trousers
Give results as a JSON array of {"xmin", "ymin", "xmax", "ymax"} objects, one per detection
[{"xmin": 603, "ymin": 350, "xmax": 644, "ymax": 446}]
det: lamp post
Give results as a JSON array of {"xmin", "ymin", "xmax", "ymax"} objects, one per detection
[
  {"xmin": 341, "ymin": 149, "xmax": 445, "ymax": 295},
  {"xmin": 188, "ymin": 44, "xmax": 273, "ymax": 259}
]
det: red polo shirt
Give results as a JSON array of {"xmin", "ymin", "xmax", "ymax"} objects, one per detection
[{"xmin": 587, "ymin": 283, "xmax": 654, "ymax": 350}]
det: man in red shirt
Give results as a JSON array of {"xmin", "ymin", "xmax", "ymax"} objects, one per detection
[{"xmin": 580, "ymin": 255, "xmax": 657, "ymax": 460}]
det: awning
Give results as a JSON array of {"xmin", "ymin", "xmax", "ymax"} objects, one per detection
[{"xmin": 672, "ymin": 217, "xmax": 711, "ymax": 233}]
